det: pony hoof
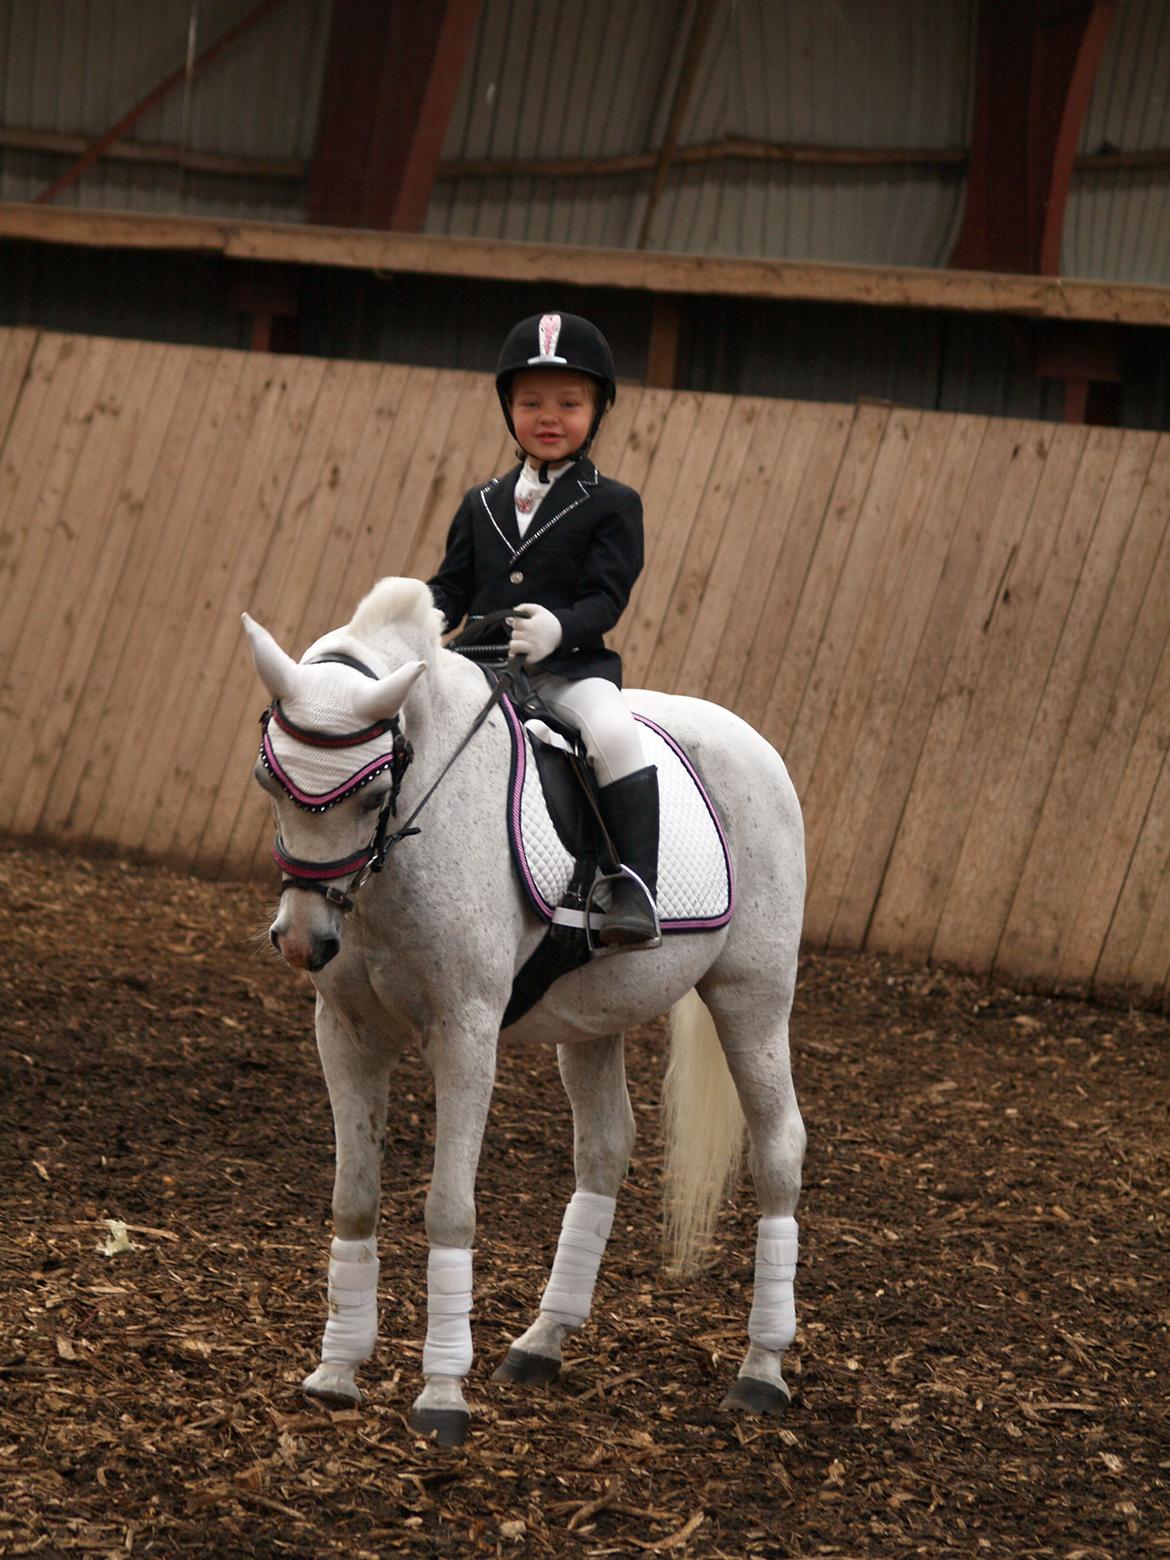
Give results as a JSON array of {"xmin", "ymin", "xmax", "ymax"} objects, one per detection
[
  {"xmin": 303, "ymin": 1362, "xmax": 361, "ymax": 1408},
  {"xmin": 492, "ymin": 1346, "xmax": 562, "ymax": 1385},
  {"xmin": 409, "ymin": 1406, "xmax": 470, "ymax": 1446},
  {"xmin": 721, "ymin": 1375, "xmax": 791, "ymax": 1418}
]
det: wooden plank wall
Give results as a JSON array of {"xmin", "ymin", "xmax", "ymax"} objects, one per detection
[{"xmin": 3, "ymin": 328, "xmax": 1169, "ymax": 1004}]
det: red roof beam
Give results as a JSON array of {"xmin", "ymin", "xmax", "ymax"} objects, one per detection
[
  {"xmin": 952, "ymin": 0, "xmax": 1119, "ymax": 276},
  {"xmin": 307, "ymin": 0, "xmax": 481, "ymax": 232}
]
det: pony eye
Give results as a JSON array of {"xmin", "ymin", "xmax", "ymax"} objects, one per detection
[{"xmin": 359, "ymin": 788, "xmax": 388, "ymax": 814}]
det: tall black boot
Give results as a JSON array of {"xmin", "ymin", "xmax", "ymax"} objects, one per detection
[{"xmin": 597, "ymin": 766, "xmax": 660, "ymax": 947}]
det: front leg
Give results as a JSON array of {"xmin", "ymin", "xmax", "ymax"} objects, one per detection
[
  {"xmin": 495, "ymin": 1033, "xmax": 634, "ymax": 1385},
  {"xmin": 303, "ymin": 995, "xmax": 395, "ymax": 1409},
  {"xmin": 409, "ymin": 1014, "xmax": 499, "ymax": 1446}
]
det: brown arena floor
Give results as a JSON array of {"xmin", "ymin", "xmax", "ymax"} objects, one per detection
[{"xmin": 1, "ymin": 840, "xmax": 1167, "ymax": 1558}]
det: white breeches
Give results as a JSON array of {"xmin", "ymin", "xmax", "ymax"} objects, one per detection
[{"xmin": 530, "ymin": 673, "xmax": 646, "ymax": 786}]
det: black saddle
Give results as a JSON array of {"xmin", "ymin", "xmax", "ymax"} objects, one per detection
[{"xmin": 448, "ymin": 614, "xmax": 631, "ymax": 1026}]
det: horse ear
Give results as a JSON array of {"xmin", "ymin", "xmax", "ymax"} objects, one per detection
[
  {"xmin": 351, "ymin": 660, "xmax": 428, "ymax": 724},
  {"xmin": 242, "ymin": 613, "xmax": 299, "ymax": 702}
]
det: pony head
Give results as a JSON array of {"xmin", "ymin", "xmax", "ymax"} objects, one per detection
[{"xmin": 243, "ymin": 582, "xmax": 436, "ymax": 970}]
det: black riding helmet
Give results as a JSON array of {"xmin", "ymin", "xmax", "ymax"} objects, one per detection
[{"xmin": 495, "ymin": 311, "xmax": 617, "ymax": 459}]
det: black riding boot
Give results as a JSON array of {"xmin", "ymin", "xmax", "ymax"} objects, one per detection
[{"xmin": 597, "ymin": 766, "xmax": 660, "ymax": 947}]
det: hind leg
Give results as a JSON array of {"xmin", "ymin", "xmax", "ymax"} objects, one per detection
[
  {"xmin": 494, "ymin": 1034, "xmax": 635, "ymax": 1385},
  {"xmin": 700, "ymin": 984, "xmax": 806, "ymax": 1416}
]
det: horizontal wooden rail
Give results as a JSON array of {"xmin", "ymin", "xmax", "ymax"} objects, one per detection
[{"xmin": 2, "ymin": 203, "xmax": 1169, "ymax": 328}]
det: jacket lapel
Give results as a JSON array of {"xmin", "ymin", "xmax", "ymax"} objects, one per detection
[
  {"xmin": 478, "ymin": 468, "xmax": 522, "ymax": 557},
  {"xmin": 513, "ymin": 460, "xmax": 600, "ymax": 560}
]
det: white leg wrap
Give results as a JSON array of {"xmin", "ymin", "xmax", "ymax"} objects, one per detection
[
  {"xmin": 748, "ymin": 1215, "xmax": 798, "ymax": 1351},
  {"xmin": 321, "ymin": 1236, "xmax": 379, "ymax": 1365},
  {"xmin": 539, "ymin": 1191, "xmax": 616, "ymax": 1328},
  {"xmin": 422, "ymin": 1245, "xmax": 474, "ymax": 1378}
]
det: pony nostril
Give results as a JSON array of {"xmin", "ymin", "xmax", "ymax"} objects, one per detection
[
  {"xmin": 309, "ymin": 936, "xmax": 341, "ymax": 971},
  {"xmin": 269, "ymin": 926, "xmax": 281, "ymax": 952}
]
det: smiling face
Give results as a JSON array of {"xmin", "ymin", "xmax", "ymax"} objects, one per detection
[{"xmin": 508, "ymin": 369, "xmax": 597, "ymax": 465}]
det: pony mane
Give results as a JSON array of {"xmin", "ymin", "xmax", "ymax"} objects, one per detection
[{"xmin": 349, "ymin": 577, "xmax": 443, "ymax": 644}]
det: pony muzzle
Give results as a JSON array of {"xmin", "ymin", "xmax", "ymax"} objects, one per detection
[{"xmin": 270, "ymin": 888, "xmax": 346, "ymax": 971}]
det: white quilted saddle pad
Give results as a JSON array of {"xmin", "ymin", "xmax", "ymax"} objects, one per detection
[{"xmin": 502, "ymin": 700, "xmax": 734, "ymax": 932}]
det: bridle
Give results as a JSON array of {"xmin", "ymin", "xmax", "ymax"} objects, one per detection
[
  {"xmin": 259, "ymin": 650, "xmax": 514, "ymax": 914},
  {"xmin": 260, "ymin": 653, "xmax": 416, "ymax": 912}
]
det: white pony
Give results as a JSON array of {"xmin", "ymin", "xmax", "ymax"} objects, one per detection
[{"xmin": 243, "ymin": 578, "xmax": 806, "ymax": 1444}]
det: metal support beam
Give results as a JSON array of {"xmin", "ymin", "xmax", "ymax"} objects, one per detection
[
  {"xmin": 307, "ymin": 0, "xmax": 480, "ymax": 231},
  {"xmin": 636, "ymin": 0, "xmax": 722, "ymax": 251},
  {"xmin": 951, "ymin": 0, "xmax": 1118, "ymax": 275},
  {"xmin": 33, "ymin": 0, "xmax": 287, "ymax": 205}
]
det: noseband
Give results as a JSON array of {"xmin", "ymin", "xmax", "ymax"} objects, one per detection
[{"xmin": 259, "ymin": 654, "xmax": 416, "ymax": 913}]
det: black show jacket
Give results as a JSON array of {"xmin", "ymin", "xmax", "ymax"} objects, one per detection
[{"xmin": 428, "ymin": 459, "xmax": 643, "ymax": 686}]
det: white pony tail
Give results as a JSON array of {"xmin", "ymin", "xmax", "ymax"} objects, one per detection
[{"xmin": 661, "ymin": 988, "xmax": 745, "ymax": 1275}]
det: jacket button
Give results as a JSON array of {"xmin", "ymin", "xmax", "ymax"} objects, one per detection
[{"xmin": 509, "ymin": 570, "xmax": 524, "ymax": 584}]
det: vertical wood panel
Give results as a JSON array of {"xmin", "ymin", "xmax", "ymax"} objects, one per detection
[
  {"xmin": 194, "ymin": 358, "xmax": 362, "ymax": 870},
  {"xmin": 830, "ymin": 415, "xmax": 1000, "ymax": 950},
  {"xmin": 155, "ymin": 356, "xmax": 331, "ymax": 863},
  {"xmin": 86, "ymin": 350, "xmax": 251, "ymax": 848},
  {"xmin": 616, "ymin": 391, "xmax": 728, "ymax": 686},
  {"xmin": 0, "ymin": 334, "xmax": 77, "ymax": 559},
  {"xmin": 1, "ymin": 339, "xmax": 168, "ymax": 827},
  {"xmin": 733, "ymin": 404, "xmax": 855, "ymax": 734},
  {"xmin": 1095, "ymin": 729, "xmax": 1170, "ymax": 999},
  {"xmin": 675, "ymin": 398, "xmax": 795, "ymax": 699},
  {"xmin": 759, "ymin": 405, "xmax": 890, "ymax": 764},
  {"xmin": 22, "ymin": 345, "xmax": 193, "ymax": 839},
  {"xmin": 0, "ymin": 338, "xmax": 123, "ymax": 793},
  {"xmin": 807, "ymin": 414, "xmax": 989, "ymax": 946},
  {"xmin": 122, "ymin": 353, "xmax": 316, "ymax": 858},
  {"xmin": 706, "ymin": 401, "xmax": 834, "ymax": 714},
  {"xmin": 1059, "ymin": 441, "xmax": 1170, "ymax": 988},
  {"xmin": 0, "ymin": 338, "xmax": 112, "ymax": 682},
  {"xmin": 2, "ymin": 329, "xmax": 1170, "ymax": 1004},
  {"xmin": 933, "ymin": 427, "xmax": 1117, "ymax": 972},
  {"xmin": 0, "ymin": 328, "xmax": 37, "ymax": 448},
  {"xmin": 867, "ymin": 422, "xmax": 1050, "ymax": 957},
  {"xmin": 986, "ymin": 429, "xmax": 1148, "ymax": 985},
  {"xmin": 785, "ymin": 406, "xmax": 923, "ymax": 876},
  {"xmin": 995, "ymin": 432, "xmax": 1163, "ymax": 982},
  {"xmin": 62, "ymin": 349, "xmax": 222, "ymax": 843}
]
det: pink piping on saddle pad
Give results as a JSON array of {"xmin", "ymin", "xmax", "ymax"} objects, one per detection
[
  {"xmin": 503, "ymin": 697, "xmax": 557, "ymax": 918},
  {"xmin": 635, "ymin": 715, "xmax": 735, "ymax": 930}
]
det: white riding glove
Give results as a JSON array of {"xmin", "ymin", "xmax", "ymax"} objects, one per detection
[{"xmin": 508, "ymin": 603, "xmax": 563, "ymax": 666}]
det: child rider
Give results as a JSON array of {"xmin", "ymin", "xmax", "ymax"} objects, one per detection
[{"xmin": 427, "ymin": 311, "xmax": 658, "ymax": 947}]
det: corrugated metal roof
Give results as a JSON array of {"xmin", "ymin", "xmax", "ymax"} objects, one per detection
[
  {"xmin": 0, "ymin": 0, "xmax": 328, "ymax": 219},
  {"xmin": 1065, "ymin": 0, "xmax": 1170, "ymax": 285},
  {"xmin": 427, "ymin": 0, "xmax": 977, "ymax": 268},
  {"xmin": 0, "ymin": 0, "xmax": 1167, "ymax": 288}
]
